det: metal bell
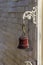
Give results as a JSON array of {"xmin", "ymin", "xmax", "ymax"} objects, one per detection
[{"xmin": 18, "ymin": 36, "xmax": 29, "ymax": 49}]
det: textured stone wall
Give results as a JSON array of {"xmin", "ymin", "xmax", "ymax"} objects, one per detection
[{"xmin": 0, "ymin": 0, "xmax": 37, "ymax": 65}]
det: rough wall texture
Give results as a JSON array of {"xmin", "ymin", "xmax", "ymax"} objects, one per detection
[{"xmin": 0, "ymin": 0, "xmax": 37, "ymax": 65}]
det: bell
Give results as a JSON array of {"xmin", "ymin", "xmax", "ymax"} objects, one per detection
[
  {"xmin": 18, "ymin": 16, "xmax": 29, "ymax": 49},
  {"xmin": 18, "ymin": 36, "xmax": 29, "ymax": 49}
]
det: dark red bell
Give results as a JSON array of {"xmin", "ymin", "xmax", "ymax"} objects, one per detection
[{"xmin": 18, "ymin": 36, "xmax": 29, "ymax": 49}]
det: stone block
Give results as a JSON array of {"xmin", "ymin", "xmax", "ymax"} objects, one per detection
[
  {"xmin": 8, "ymin": 18, "xmax": 18, "ymax": 24},
  {"xmin": 8, "ymin": 7, "xmax": 17, "ymax": 12},
  {"xmin": 25, "ymin": 6, "xmax": 32, "ymax": 11},
  {"xmin": 8, "ymin": 12, "xmax": 16, "ymax": 18},
  {"xmin": 17, "ymin": 18, "xmax": 23, "ymax": 25},
  {"xmin": 17, "ymin": 7, "xmax": 24, "ymax": 12},
  {"xmin": 10, "ymin": 13, "xmax": 16, "ymax": 18},
  {"xmin": 16, "ymin": 12, "xmax": 23, "ymax": 18}
]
